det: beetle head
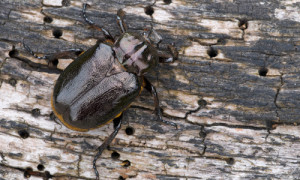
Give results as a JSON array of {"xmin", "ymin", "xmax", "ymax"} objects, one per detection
[{"xmin": 113, "ymin": 32, "xmax": 158, "ymax": 76}]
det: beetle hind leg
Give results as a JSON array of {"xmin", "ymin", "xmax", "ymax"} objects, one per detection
[
  {"xmin": 18, "ymin": 42, "xmax": 83, "ymax": 72},
  {"xmin": 143, "ymin": 78, "xmax": 178, "ymax": 129},
  {"xmin": 93, "ymin": 115, "xmax": 123, "ymax": 180},
  {"xmin": 23, "ymin": 42, "xmax": 83, "ymax": 63},
  {"xmin": 10, "ymin": 50, "xmax": 62, "ymax": 74},
  {"xmin": 11, "ymin": 43, "xmax": 83, "ymax": 74}
]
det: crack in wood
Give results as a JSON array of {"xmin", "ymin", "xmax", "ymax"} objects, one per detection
[{"xmin": 274, "ymin": 73, "xmax": 283, "ymax": 119}]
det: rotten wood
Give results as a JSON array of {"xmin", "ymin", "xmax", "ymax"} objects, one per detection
[{"xmin": 1, "ymin": 0, "xmax": 300, "ymax": 179}]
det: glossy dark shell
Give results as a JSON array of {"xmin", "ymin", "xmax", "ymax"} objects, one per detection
[{"xmin": 52, "ymin": 42, "xmax": 141, "ymax": 131}]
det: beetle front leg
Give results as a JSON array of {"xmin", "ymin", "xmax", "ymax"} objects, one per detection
[
  {"xmin": 93, "ymin": 115, "xmax": 123, "ymax": 180},
  {"xmin": 117, "ymin": 9, "xmax": 127, "ymax": 33},
  {"xmin": 144, "ymin": 26, "xmax": 178, "ymax": 63},
  {"xmin": 158, "ymin": 44, "xmax": 178, "ymax": 63},
  {"xmin": 143, "ymin": 78, "xmax": 177, "ymax": 128}
]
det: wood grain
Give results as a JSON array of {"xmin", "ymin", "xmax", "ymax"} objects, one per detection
[{"xmin": 1, "ymin": 0, "xmax": 300, "ymax": 179}]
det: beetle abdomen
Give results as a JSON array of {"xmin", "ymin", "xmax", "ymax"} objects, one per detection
[{"xmin": 52, "ymin": 43, "xmax": 141, "ymax": 131}]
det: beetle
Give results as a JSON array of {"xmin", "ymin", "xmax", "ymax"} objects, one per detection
[{"xmin": 19, "ymin": 3, "xmax": 177, "ymax": 179}]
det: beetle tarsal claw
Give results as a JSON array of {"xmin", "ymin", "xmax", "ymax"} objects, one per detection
[{"xmin": 117, "ymin": 9, "xmax": 125, "ymax": 18}]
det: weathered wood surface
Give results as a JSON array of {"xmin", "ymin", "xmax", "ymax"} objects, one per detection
[{"xmin": 1, "ymin": 0, "xmax": 300, "ymax": 179}]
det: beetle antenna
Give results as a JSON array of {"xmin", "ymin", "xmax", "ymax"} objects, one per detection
[{"xmin": 82, "ymin": 3, "xmax": 115, "ymax": 41}]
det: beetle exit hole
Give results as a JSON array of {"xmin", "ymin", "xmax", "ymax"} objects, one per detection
[
  {"xmin": 43, "ymin": 16, "xmax": 53, "ymax": 23},
  {"xmin": 111, "ymin": 151, "xmax": 120, "ymax": 159},
  {"xmin": 238, "ymin": 19, "xmax": 248, "ymax": 30},
  {"xmin": 226, "ymin": 157, "xmax": 235, "ymax": 165},
  {"xmin": 37, "ymin": 164, "xmax": 45, "ymax": 171},
  {"xmin": 32, "ymin": 108, "xmax": 41, "ymax": 117},
  {"xmin": 125, "ymin": 126, "xmax": 134, "ymax": 135},
  {"xmin": 62, "ymin": 0, "xmax": 71, "ymax": 6},
  {"xmin": 207, "ymin": 47, "xmax": 218, "ymax": 58},
  {"xmin": 258, "ymin": 67, "xmax": 268, "ymax": 76},
  {"xmin": 144, "ymin": 5, "xmax": 154, "ymax": 16},
  {"xmin": 24, "ymin": 167, "xmax": 33, "ymax": 178},
  {"xmin": 18, "ymin": 129, "xmax": 29, "ymax": 139},
  {"xmin": 8, "ymin": 78, "xmax": 17, "ymax": 87},
  {"xmin": 52, "ymin": 29, "xmax": 63, "ymax": 39},
  {"xmin": 49, "ymin": 112, "xmax": 56, "ymax": 120},
  {"xmin": 48, "ymin": 59, "xmax": 59, "ymax": 68},
  {"xmin": 163, "ymin": 0, "xmax": 172, "ymax": 4},
  {"xmin": 122, "ymin": 160, "xmax": 131, "ymax": 167},
  {"xmin": 9, "ymin": 49, "xmax": 18, "ymax": 58},
  {"xmin": 119, "ymin": 176, "xmax": 126, "ymax": 180},
  {"xmin": 198, "ymin": 99, "xmax": 207, "ymax": 108}
]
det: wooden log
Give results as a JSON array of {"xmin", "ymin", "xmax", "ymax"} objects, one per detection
[{"xmin": 1, "ymin": 0, "xmax": 300, "ymax": 179}]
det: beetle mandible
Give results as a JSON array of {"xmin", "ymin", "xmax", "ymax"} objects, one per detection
[{"xmin": 22, "ymin": 3, "xmax": 178, "ymax": 179}]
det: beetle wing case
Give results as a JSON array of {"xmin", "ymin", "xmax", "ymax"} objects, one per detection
[{"xmin": 51, "ymin": 42, "xmax": 141, "ymax": 131}]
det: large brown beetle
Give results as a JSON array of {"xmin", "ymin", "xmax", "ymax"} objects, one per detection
[{"xmin": 20, "ymin": 3, "xmax": 177, "ymax": 179}]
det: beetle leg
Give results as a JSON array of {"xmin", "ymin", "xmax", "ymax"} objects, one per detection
[
  {"xmin": 158, "ymin": 44, "xmax": 178, "ymax": 63},
  {"xmin": 143, "ymin": 78, "xmax": 177, "ymax": 128},
  {"xmin": 82, "ymin": 3, "xmax": 115, "ymax": 41},
  {"xmin": 145, "ymin": 25, "xmax": 178, "ymax": 63},
  {"xmin": 11, "ymin": 43, "xmax": 83, "ymax": 74},
  {"xmin": 93, "ymin": 115, "xmax": 123, "ymax": 180},
  {"xmin": 23, "ymin": 42, "xmax": 83, "ymax": 63},
  {"xmin": 117, "ymin": 9, "xmax": 127, "ymax": 33},
  {"xmin": 10, "ymin": 52, "xmax": 62, "ymax": 74}
]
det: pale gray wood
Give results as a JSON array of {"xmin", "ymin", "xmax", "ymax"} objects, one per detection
[{"xmin": 1, "ymin": 0, "xmax": 300, "ymax": 179}]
